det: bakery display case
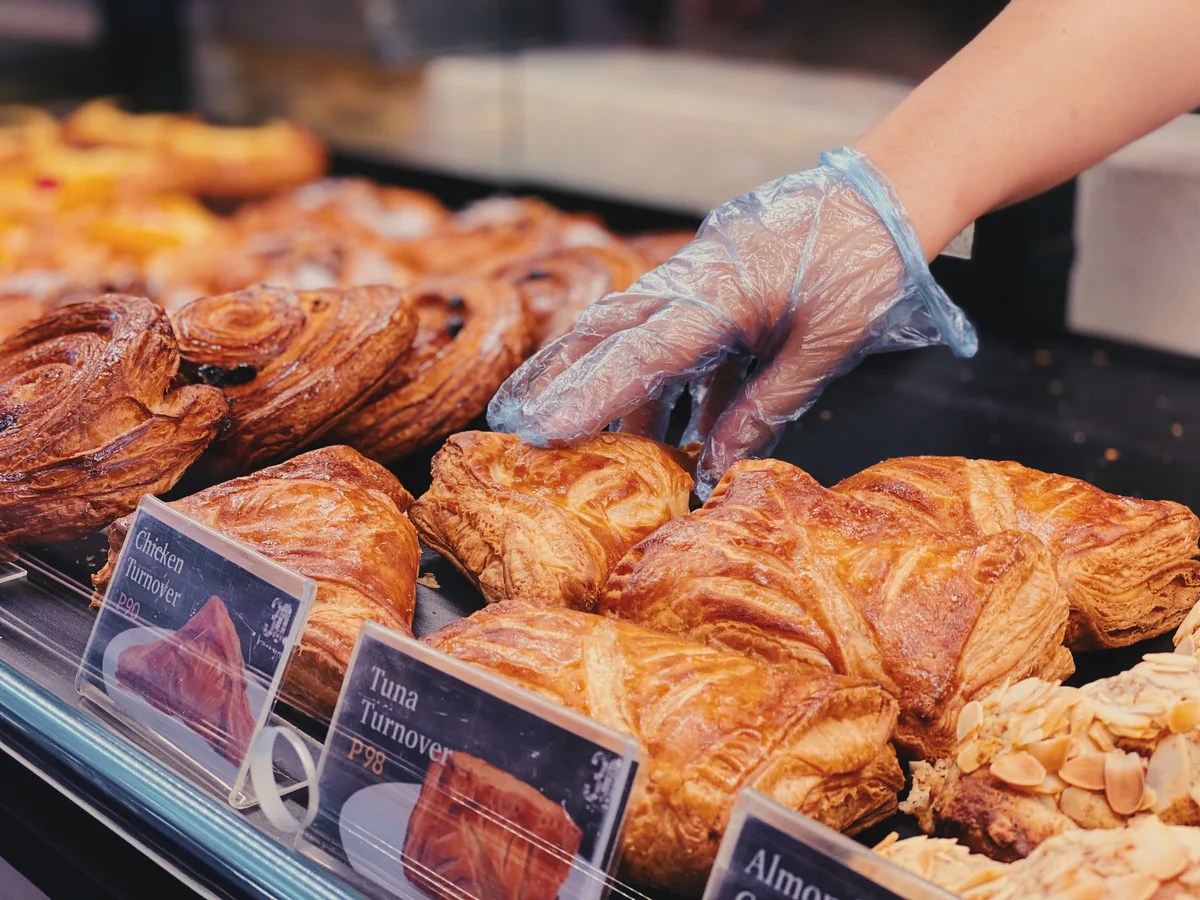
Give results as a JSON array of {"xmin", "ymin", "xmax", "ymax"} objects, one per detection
[{"xmin": 3, "ymin": 3, "xmax": 1200, "ymax": 899}]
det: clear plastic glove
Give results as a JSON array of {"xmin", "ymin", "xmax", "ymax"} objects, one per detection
[{"xmin": 487, "ymin": 147, "xmax": 977, "ymax": 497}]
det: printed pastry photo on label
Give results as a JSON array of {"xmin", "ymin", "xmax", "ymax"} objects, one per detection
[
  {"xmin": 299, "ymin": 623, "xmax": 638, "ymax": 900},
  {"xmin": 78, "ymin": 496, "xmax": 313, "ymax": 792}
]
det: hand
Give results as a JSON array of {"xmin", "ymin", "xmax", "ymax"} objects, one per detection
[{"xmin": 488, "ymin": 148, "xmax": 976, "ymax": 497}]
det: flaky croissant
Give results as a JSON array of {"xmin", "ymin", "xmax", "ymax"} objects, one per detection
[
  {"xmin": 903, "ymin": 647, "xmax": 1200, "ymax": 862},
  {"xmin": 493, "ymin": 243, "xmax": 646, "ymax": 347},
  {"xmin": 426, "ymin": 603, "xmax": 903, "ymax": 894},
  {"xmin": 92, "ymin": 445, "xmax": 418, "ymax": 718},
  {"xmin": 0, "ymin": 294, "xmax": 226, "ymax": 545},
  {"xmin": 173, "ymin": 284, "xmax": 417, "ymax": 472},
  {"xmin": 329, "ymin": 279, "xmax": 528, "ymax": 463},
  {"xmin": 601, "ymin": 458, "xmax": 1073, "ymax": 760},
  {"xmin": 409, "ymin": 431, "xmax": 693, "ymax": 610},
  {"xmin": 835, "ymin": 456, "xmax": 1200, "ymax": 650}
]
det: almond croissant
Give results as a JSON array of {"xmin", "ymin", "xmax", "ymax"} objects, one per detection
[
  {"xmin": 601, "ymin": 458, "xmax": 1073, "ymax": 760},
  {"xmin": 835, "ymin": 456, "xmax": 1200, "ymax": 650}
]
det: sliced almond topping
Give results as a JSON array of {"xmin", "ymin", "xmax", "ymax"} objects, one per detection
[
  {"xmin": 1139, "ymin": 786, "xmax": 1158, "ymax": 812},
  {"xmin": 1133, "ymin": 833, "xmax": 1188, "ymax": 881},
  {"xmin": 1104, "ymin": 872, "xmax": 1160, "ymax": 900},
  {"xmin": 990, "ymin": 750, "xmax": 1047, "ymax": 788},
  {"xmin": 1144, "ymin": 651, "xmax": 1200, "ymax": 671},
  {"xmin": 1177, "ymin": 633, "xmax": 1197, "ymax": 658},
  {"xmin": 1069, "ymin": 698, "xmax": 1096, "ymax": 737},
  {"xmin": 1027, "ymin": 735, "xmax": 1072, "ymax": 774},
  {"xmin": 1032, "ymin": 772, "xmax": 1067, "ymax": 795},
  {"xmin": 1041, "ymin": 691, "xmax": 1077, "ymax": 735},
  {"xmin": 1089, "ymin": 721, "xmax": 1116, "ymax": 752},
  {"xmin": 1104, "ymin": 750, "xmax": 1146, "ymax": 816},
  {"xmin": 1060, "ymin": 786, "xmax": 1123, "ymax": 829},
  {"xmin": 1093, "ymin": 703, "xmax": 1155, "ymax": 732},
  {"xmin": 1170, "ymin": 698, "xmax": 1200, "ymax": 734},
  {"xmin": 957, "ymin": 700, "xmax": 984, "ymax": 742},
  {"xmin": 1004, "ymin": 677, "xmax": 1043, "ymax": 707},
  {"xmin": 1059, "ymin": 752, "xmax": 1108, "ymax": 791},
  {"xmin": 1146, "ymin": 734, "xmax": 1191, "ymax": 813},
  {"xmin": 957, "ymin": 741, "xmax": 986, "ymax": 775}
]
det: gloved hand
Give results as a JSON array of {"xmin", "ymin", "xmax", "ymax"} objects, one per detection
[{"xmin": 487, "ymin": 147, "xmax": 977, "ymax": 497}]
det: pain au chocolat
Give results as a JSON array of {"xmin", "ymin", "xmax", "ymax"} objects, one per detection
[
  {"xmin": 834, "ymin": 456, "xmax": 1200, "ymax": 650},
  {"xmin": 329, "ymin": 279, "xmax": 528, "ymax": 463},
  {"xmin": 409, "ymin": 431, "xmax": 693, "ymax": 610},
  {"xmin": 172, "ymin": 284, "xmax": 417, "ymax": 473},
  {"xmin": 93, "ymin": 446, "xmax": 418, "ymax": 718},
  {"xmin": 426, "ymin": 603, "xmax": 903, "ymax": 894},
  {"xmin": 0, "ymin": 294, "xmax": 226, "ymax": 545},
  {"xmin": 601, "ymin": 458, "xmax": 1073, "ymax": 760}
]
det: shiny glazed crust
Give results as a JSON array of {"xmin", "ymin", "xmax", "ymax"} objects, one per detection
[
  {"xmin": 836, "ymin": 456, "xmax": 1200, "ymax": 650},
  {"xmin": 601, "ymin": 458, "xmax": 1074, "ymax": 760},
  {"xmin": 0, "ymin": 294, "xmax": 226, "ymax": 545},
  {"xmin": 425, "ymin": 603, "xmax": 903, "ymax": 894},
  {"xmin": 409, "ymin": 431, "xmax": 693, "ymax": 610},
  {"xmin": 330, "ymin": 279, "xmax": 528, "ymax": 463},
  {"xmin": 92, "ymin": 446, "xmax": 418, "ymax": 718},
  {"xmin": 173, "ymin": 284, "xmax": 417, "ymax": 472},
  {"xmin": 493, "ymin": 243, "xmax": 647, "ymax": 347}
]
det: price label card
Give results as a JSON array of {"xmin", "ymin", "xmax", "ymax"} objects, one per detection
[
  {"xmin": 703, "ymin": 791, "xmax": 953, "ymax": 900},
  {"xmin": 78, "ymin": 496, "xmax": 316, "ymax": 808},
  {"xmin": 297, "ymin": 622, "xmax": 640, "ymax": 900}
]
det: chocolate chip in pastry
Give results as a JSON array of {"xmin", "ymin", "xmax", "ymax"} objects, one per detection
[
  {"xmin": 173, "ymin": 284, "xmax": 417, "ymax": 472},
  {"xmin": 624, "ymin": 229, "xmax": 696, "ymax": 270},
  {"xmin": 835, "ymin": 457, "xmax": 1200, "ymax": 650},
  {"xmin": 410, "ymin": 431, "xmax": 692, "ymax": 610},
  {"xmin": 329, "ymin": 279, "xmax": 527, "ymax": 463},
  {"xmin": 903, "ymin": 646, "xmax": 1200, "ymax": 862},
  {"xmin": 601, "ymin": 458, "xmax": 1074, "ymax": 760},
  {"xmin": 494, "ymin": 243, "xmax": 647, "ymax": 348},
  {"xmin": 426, "ymin": 602, "xmax": 903, "ymax": 894},
  {"xmin": 0, "ymin": 294, "xmax": 226, "ymax": 545},
  {"xmin": 92, "ymin": 445, "xmax": 418, "ymax": 719}
]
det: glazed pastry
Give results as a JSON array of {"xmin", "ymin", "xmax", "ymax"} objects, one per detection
[
  {"xmin": 426, "ymin": 603, "xmax": 903, "ymax": 894},
  {"xmin": 410, "ymin": 431, "xmax": 692, "ymax": 610},
  {"xmin": 235, "ymin": 178, "xmax": 448, "ymax": 243},
  {"xmin": 903, "ymin": 648, "xmax": 1200, "ymax": 862},
  {"xmin": 625, "ymin": 229, "xmax": 695, "ymax": 270},
  {"xmin": 92, "ymin": 446, "xmax": 419, "ymax": 718},
  {"xmin": 403, "ymin": 752, "xmax": 583, "ymax": 900},
  {"xmin": 330, "ymin": 279, "xmax": 527, "ymax": 463},
  {"xmin": 0, "ymin": 295, "xmax": 226, "ymax": 545},
  {"xmin": 62, "ymin": 98, "xmax": 326, "ymax": 198},
  {"xmin": 835, "ymin": 456, "xmax": 1200, "ymax": 650},
  {"xmin": 172, "ymin": 284, "xmax": 417, "ymax": 472},
  {"xmin": 493, "ymin": 243, "xmax": 647, "ymax": 347},
  {"xmin": 116, "ymin": 595, "xmax": 256, "ymax": 765},
  {"xmin": 404, "ymin": 197, "xmax": 617, "ymax": 276},
  {"xmin": 601, "ymin": 458, "xmax": 1074, "ymax": 760},
  {"xmin": 881, "ymin": 817, "xmax": 1200, "ymax": 899}
]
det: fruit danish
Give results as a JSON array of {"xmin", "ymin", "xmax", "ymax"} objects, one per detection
[{"xmin": 0, "ymin": 294, "xmax": 225, "ymax": 545}]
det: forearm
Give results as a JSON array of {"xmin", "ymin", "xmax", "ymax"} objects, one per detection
[{"xmin": 855, "ymin": 0, "xmax": 1200, "ymax": 259}]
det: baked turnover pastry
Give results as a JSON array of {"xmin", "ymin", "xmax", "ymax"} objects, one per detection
[
  {"xmin": 903, "ymin": 648, "xmax": 1200, "ymax": 862},
  {"xmin": 494, "ymin": 243, "xmax": 647, "ymax": 348},
  {"xmin": 116, "ymin": 595, "xmax": 256, "ymax": 765},
  {"xmin": 410, "ymin": 431, "xmax": 693, "ymax": 610},
  {"xmin": 0, "ymin": 294, "xmax": 226, "ymax": 545},
  {"xmin": 426, "ymin": 603, "xmax": 903, "ymax": 894},
  {"xmin": 402, "ymin": 752, "xmax": 583, "ymax": 900},
  {"xmin": 94, "ymin": 446, "xmax": 418, "ymax": 718},
  {"xmin": 62, "ymin": 98, "xmax": 326, "ymax": 198},
  {"xmin": 835, "ymin": 456, "xmax": 1200, "ymax": 650},
  {"xmin": 878, "ymin": 816, "xmax": 1200, "ymax": 899},
  {"xmin": 330, "ymin": 279, "xmax": 527, "ymax": 463},
  {"xmin": 602, "ymin": 458, "xmax": 1073, "ymax": 760},
  {"xmin": 172, "ymin": 284, "xmax": 417, "ymax": 472}
]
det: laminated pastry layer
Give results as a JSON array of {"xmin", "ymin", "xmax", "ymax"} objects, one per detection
[
  {"xmin": 93, "ymin": 445, "xmax": 418, "ymax": 718},
  {"xmin": 602, "ymin": 458, "xmax": 1073, "ymax": 760},
  {"xmin": 0, "ymin": 294, "xmax": 226, "ymax": 545},
  {"xmin": 835, "ymin": 456, "xmax": 1200, "ymax": 650},
  {"xmin": 409, "ymin": 431, "xmax": 693, "ymax": 610},
  {"xmin": 425, "ymin": 602, "xmax": 903, "ymax": 894}
]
